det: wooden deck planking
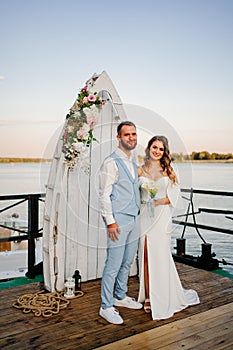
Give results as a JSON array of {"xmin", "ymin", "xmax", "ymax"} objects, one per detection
[
  {"xmin": 0, "ymin": 263, "xmax": 233, "ymax": 350},
  {"xmin": 97, "ymin": 303, "xmax": 233, "ymax": 350}
]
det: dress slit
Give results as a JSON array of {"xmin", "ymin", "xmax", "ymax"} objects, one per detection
[
  {"xmin": 144, "ymin": 235, "xmax": 150, "ymax": 300},
  {"xmin": 138, "ymin": 176, "xmax": 200, "ymax": 319}
]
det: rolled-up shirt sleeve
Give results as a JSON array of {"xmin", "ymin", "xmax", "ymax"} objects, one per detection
[{"xmin": 99, "ymin": 157, "xmax": 118, "ymax": 225}]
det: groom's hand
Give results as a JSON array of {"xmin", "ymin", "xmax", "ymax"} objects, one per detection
[{"xmin": 107, "ymin": 223, "xmax": 121, "ymax": 242}]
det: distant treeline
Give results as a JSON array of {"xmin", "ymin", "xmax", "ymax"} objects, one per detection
[
  {"xmin": 1, "ymin": 152, "xmax": 233, "ymax": 164},
  {"xmin": 0, "ymin": 158, "xmax": 51, "ymax": 163},
  {"xmin": 171, "ymin": 151, "xmax": 233, "ymax": 162}
]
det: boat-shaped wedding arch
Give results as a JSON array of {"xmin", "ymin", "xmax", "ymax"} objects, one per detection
[{"xmin": 43, "ymin": 71, "xmax": 131, "ymax": 292}]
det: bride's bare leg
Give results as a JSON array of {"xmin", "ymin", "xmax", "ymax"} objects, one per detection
[{"xmin": 144, "ymin": 236, "xmax": 151, "ymax": 313}]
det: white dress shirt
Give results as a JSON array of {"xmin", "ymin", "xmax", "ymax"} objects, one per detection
[{"xmin": 99, "ymin": 147, "xmax": 136, "ymax": 225}]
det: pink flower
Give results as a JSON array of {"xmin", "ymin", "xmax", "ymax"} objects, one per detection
[
  {"xmin": 86, "ymin": 114, "xmax": 98, "ymax": 129},
  {"xmin": 83, "ymin": 96, "xmax": 89, "ymax": 103},
  {"xmin": 77, "ymin": 123, "xmax": 89, "ymax": 139},
  {"xmin": 88, "ymin": 94, "xmax": 96, "ymax": 102},
  {"xmin": 82, "ymin": 85, "xmax": 88, "ymax": 92}
]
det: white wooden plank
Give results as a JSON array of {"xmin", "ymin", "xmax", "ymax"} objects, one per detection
[{"xmin": 43, "ymin": 71, "xmax": 130, "ymax": 290}]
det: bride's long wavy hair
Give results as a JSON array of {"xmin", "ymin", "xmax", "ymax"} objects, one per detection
[{"xmin": 144, "ymin": 135, "xmax": 178, "ymax": 184}]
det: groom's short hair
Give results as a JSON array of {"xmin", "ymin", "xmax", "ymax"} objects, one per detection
[{"xmin": 117, "ymin": 121, "xmax": 136, "ymax": 135}]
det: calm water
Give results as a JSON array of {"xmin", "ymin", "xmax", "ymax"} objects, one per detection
[
  {"xmin": 0, "ymin": 162, "xmax": 49, "ymax": 195},
  {"xmin": 0, "ymin": 162, "xmax": 233, "ymax": 274},
  {"xmin": 1, "ymin": 162, "xmax": 232, "ymax": 194}
]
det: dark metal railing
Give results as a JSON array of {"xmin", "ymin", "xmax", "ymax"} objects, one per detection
[
  {"xmin": 172, "ymin": 188, "xmax": 233, "ymax": 270},
  {"xmin": 0, "ymin": 188, "xmax": 232, "ymax": 279},
  {"xmin": 172, "ymin": 188, "xmax": 233, "ymax": 236},
  {"xmin": 0, "ymin": 193, "xmax": 45, "ymax": 278}
]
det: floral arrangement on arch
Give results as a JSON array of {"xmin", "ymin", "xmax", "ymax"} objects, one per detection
[{"xmin": 62, "ymin": 85, "xmax": 105, "ymax": 172}]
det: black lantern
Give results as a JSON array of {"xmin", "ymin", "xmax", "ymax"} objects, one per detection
[{"xmin": 73, "ymin": 270, "xmax": 82, "ymax": 291}]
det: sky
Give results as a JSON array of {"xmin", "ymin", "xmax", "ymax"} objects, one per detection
[{"xmin": 0, "ymin": 0, "xmax": 233, "ymax": 157}]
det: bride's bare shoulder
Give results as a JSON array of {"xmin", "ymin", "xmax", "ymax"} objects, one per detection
[{"xmin": 137, "ymin": 166, "xmax": 143, "ymax": 177}]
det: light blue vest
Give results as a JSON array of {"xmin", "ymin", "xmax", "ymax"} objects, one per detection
[{"xmin": 110, "ymin": 151, "xmax": 140, "ymax": 217}]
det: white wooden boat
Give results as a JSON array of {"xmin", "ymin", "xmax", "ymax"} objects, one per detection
[{"xmin": 43, "ymin": 71, "xmax": 130, "ymax": 292}]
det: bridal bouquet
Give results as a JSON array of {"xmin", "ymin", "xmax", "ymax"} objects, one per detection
[
  {"xmin": 141, "ymin": 182, "xmax": 158, "ymax": 199},
  {"xmin": 141, "ymin": 182, "xmax": 158, "ymax": 217},
  {"xmin": 62, "ymin": 85, "xmax": 105, "ymax": 172}
]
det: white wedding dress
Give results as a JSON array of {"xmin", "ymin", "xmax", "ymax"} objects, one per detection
[{"xmin": 138, "ymin": 176, "xmax": 200, "ymax": 320}]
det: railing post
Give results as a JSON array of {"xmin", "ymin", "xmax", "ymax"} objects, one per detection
[{"xmin": 27, "ymin": 194, "xmax": 39, "ymax": 279}]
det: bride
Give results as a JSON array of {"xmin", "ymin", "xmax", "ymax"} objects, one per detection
[{"xmin": 137, "ymin": 135, "xmax": 200, "ymax": 320}]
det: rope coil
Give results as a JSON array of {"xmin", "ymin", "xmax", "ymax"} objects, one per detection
[{"xmin": 12, "ymin": 290, "xmax": 84, "ymax": 317}]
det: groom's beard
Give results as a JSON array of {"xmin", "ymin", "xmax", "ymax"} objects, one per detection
[{"xmin": 120, "ymin": 139, "xmax": 137, "ymax": 151}]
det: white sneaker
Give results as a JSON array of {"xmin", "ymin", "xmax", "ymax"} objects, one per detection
[
  {"xmin": 99, "ymin": 307, "xmax": 124, "ymax": 325},
  {"xmin": 114, "ymin": 296, "xmax": 143, "ymax": 309}
]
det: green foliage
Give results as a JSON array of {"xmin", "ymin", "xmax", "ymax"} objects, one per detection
[
  {"xmin": 189, "ymin": 151, "xmax": 233, "ymax": 160},
  {"xmin": 0, "ymin": 158, "xmax": 51, "ymax": 163},
  {"xmin": 171, "ymin": 152, "xmax": 233, "ymax": 162},
  {"xmin": 171, "ymin": 153, "xmax": 190, "ymax": 162}
]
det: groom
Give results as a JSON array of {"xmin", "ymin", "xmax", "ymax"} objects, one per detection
[{"xmin": 99, "ymin": 121, "xmax": 142, "ymax": 325}]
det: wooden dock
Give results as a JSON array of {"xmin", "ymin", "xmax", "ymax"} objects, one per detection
[{"xmin": 0, "ymin": 263, "xmax": 233, "ymax": 350}]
